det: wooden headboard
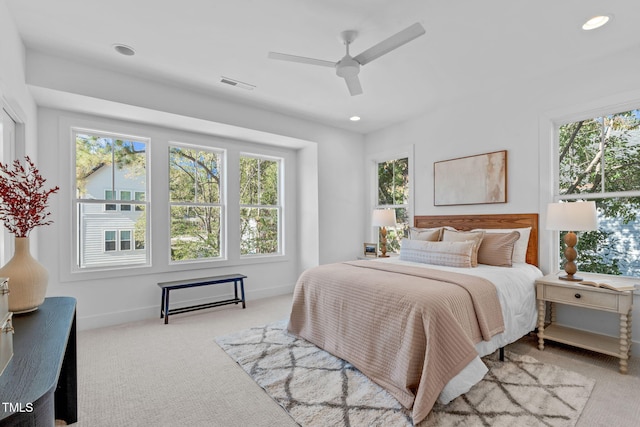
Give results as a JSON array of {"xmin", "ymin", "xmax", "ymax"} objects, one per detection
[{"xmin": 414, "ymin": 213, "xmax": 539, "ymax": 266}]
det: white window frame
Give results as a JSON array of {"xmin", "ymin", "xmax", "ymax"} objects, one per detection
[
  {"xmin": 239, "ymin": 153, "xmax": 283, "ymax": 257},
  {"xmin": 369, "ymin": 146, "xmax": 414, "ymax": 244},
  {"xmin": 168, "ymin": 143, "xmax": 226, "ymax": 263},
  {"xmin": 72, "ymin": 127, "xmax": 151, "ymax": 272},
  {"xmin": 104, "ymin": 230, "xmax": 117, "ymax": 252},
  {"xmin": 58, "ymin": 113, "xmax": 295, "ymax": 282},
  {"xmin": 539, "ymin": 93, "xmax": 640, "ymax": 273}
]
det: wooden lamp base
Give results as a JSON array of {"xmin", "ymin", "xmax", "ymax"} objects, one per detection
[{"xmin": 559, "ymin": 231, "xmax": 583, "ymax": 281}]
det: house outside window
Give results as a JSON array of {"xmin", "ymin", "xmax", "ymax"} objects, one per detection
[
  {"xmin": 556, "ymin": 108, "xmax": 640, "ymax": 276},
  {"xmin": 376, "ymin": 157, "xmax": 409, "ymax": 253},
  {"xmin": 104, "ymin": 231, "xmax": 116, "ymax": 252},
  {"xmin": 239, "ymin": 154, "xmax": 282, "ymax": 256},
  {"xmin": 74, "ymin": 129, "xmax": 149, "ymax": 269},
  {"xmin": 169, "ymin": 145, "xmax": 224, "ymax": 262}
]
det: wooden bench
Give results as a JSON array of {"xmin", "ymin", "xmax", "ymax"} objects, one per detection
[{"xmin": 158, "ymin": 274, "xmax": 247, "ymax": 324}]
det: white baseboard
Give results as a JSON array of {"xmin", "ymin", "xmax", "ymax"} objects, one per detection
[{"xmin": 77, "ymin": 283, "xmax": 295, "ymax": 331}]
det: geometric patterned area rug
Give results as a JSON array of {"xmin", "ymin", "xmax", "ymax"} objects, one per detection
[{"xmin": 215, "ymin": 320, "xmax": 595, "ymax": 427}]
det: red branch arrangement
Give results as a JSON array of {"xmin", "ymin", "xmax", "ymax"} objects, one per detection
[{"xmin": 0, "ymin": 156, "xmax": 59, "ymax": 237}]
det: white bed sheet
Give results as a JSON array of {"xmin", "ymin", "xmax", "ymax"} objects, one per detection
[{"xmin": 371, "ymin": 257, "xmax": 543, "ymax": 404}]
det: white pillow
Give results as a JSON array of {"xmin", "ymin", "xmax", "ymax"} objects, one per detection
[
  {"xmin": 399, "ymin": 238, "xmax": 474, "ymax": 268},
  {"xmin": 408, "ymin": 227, "xmax": 443, "ymax": 241},
  {"xmin": 472, "ymin": 227, "xmax": 531, "ymax": 264}
]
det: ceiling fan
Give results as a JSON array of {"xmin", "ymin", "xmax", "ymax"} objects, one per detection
[{"xmin": 268, "ymin": 22, "xmax": 426, "ymax": 96}]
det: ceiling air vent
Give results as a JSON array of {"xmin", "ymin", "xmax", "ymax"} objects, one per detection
[{"xmin": 220, "ymin": 76, "xmax": 255, "ymax": 91}]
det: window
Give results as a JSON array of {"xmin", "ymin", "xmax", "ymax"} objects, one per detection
[
  {"xmin": 104, "ymin": 190, "xmax": 116, "ymax": 211},
  {"xmin": 239, "ymin": 154, "xmax": 281, "ymax": 255},
  {"xmin": 376, "ymin": 157, "xmax": 409, "ymax": 252},
  {"xmin": 74, "ymin": 129, "xmax": 149, "ymax": 269},
  {"xmin": 135, "ymin": 191, "xmax": 145, "ymax": 211},
  {"xmin": 557, "ymin": 109, "xmax": 640, "ymax": 276},
  {"xmin": 120, "ymin": 230, "xmax": 132, "ymax": 250},
  {"xmin": 120, "ymin": 191, "xmax": 132, "ymax": 211},
  {"xmin": 104, "ymin": 231, "xmax": 116, "ymax": 252},
  {"xmin": 169, "ymin": 145, "xmax": 223, "ymax": 262}
]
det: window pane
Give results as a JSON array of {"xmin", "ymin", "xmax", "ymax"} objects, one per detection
[
  {"xmin": 78, "ymin": 203, "xmax": 148, "ymax": 267},
  {"xmin": 105, "ymin": 231, "xmax": 116, "ymax": 252},
  {"xmin": 602, "ymin": 111, "xmax": 640, "ymax": 193},
  {"xmin": 378, "ymin": 158, "xmax": 408, "ymax": 205},
  {"xmin": 559, "ymin": 110, "xmax": 640, "ymax": 195},
  {"xmin": 113, "ymin": 139, "xmax": 146, "ymax": 193},
  {"xmin": 385, "ymin": 207, "xmax": 408, "ymax": 253},
  {"xmin": 120, "ymin": 191, "xmax": 131, "ymax": 211},
  {"xmin": 240, "ymin": 207, "xmax": 279, "ymax": 255},
  {"xmin": 259, "ymin": 160, "xmax": 278, "ymax": 205},
  {"xmin": 562, "ymin": 197, "xmax": 640, "ymax": 277},
  {"xmin": 558, "ymin": 119, "xmax": 602, "ymax": 195},
  {"xmin": 170, "ymin": 205, "xmax": 221, "ymax": 261},
  {"xmin": 76, "ymin": 134, "xmax": 113, "ymax": 199},
  {"xmin": 170, "ymin": 147, "xmax": 221, "ymax": 204},
  {"xmin": 240, "ymin": 157, "xmax": 259, "ymax": 204},
  {"xmin": 105, "ymin": 190, "xmax": 116, "ymax": 211},
  {"xmin": 120, "ymin": 231, "xmax": 131, "ymax": 251},
  {"xmin": 169, "ymin": 147, "xmax": 196, "ymax": 201},
  {"xmin": 135, "ymin": 192, "xmax": 145, "ymax": 211},
  {"xmin": 195, "ymin": 151, "xmax": 221, "ymax": 204}
]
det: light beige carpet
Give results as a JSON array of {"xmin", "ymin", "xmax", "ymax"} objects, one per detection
[
  {"xmin": 67, "ymin": 294, "xmax": 640, "ymax": 427},
  {"xmin": 216, "ymin": 320, "xmax": 595, "ymax": 427}
]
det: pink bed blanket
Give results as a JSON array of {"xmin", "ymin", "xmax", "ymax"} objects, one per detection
[{"xmin": 287, "ymin": 260, "xmax": 504, "ymax": 424}]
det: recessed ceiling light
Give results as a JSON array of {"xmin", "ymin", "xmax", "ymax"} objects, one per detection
[
  {"xmin": 349, "ymin": 116, "xmax": 361, "ymax": 122},
  {"xmin": 582, "ymin": 15, "xmax": 611, "ymax": 31},
  {"xmin": 113, "ymin": 44, "xmax": 136, "ymax": 56}
]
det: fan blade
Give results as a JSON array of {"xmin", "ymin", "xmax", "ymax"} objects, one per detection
[
  {"xmin": 354, "ymin": 22, "xmax": 425, "ymax": 66},
  {"xmin": 344, "ymin": 74, "xmax": 363, "ymax": 96},
  {"xmin": 268, "ymin": 52, "xmax": 336, "ymax": 68}
]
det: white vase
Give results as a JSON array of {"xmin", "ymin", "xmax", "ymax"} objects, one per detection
[{"xmin": 0, "ymin": 237, "xmax": 49, "ymax": 313}]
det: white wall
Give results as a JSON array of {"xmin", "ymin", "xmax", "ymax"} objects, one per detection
[
  {"xmin": 0, "ymin": 0, "xmax": 38, "ymax": 259},
  {"xmin": 6, "ymin": 46, "xmax": 364, "ymax": 329},
  {"xmin": 364, "ymin": 44, "xmax": 640, "ymax": 354}
]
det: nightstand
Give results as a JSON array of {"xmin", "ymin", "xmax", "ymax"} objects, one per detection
[{"xmin": 536, "ymin": 272, "xmax": 634, "ymax": 374}]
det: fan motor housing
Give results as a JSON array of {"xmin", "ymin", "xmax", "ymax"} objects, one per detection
[{"xmin": 336, "ymin": 56, "xmax": 360, "ymax": 77}]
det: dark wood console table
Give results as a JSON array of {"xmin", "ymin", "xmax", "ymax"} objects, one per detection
[{"xmin": 0, "ymin": 297, "xmax": 77, "ymax": 426}]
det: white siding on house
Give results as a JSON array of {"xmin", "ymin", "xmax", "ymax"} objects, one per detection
[{"xmin": 79, "ymin": 157, "xmax": 147, "ymax": 268}]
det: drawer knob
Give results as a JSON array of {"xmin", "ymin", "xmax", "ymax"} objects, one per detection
[{"xmin": 574, "ymin": 293, "xmax": 582, "ymax": 299}]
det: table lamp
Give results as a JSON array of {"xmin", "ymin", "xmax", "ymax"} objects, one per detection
[
  {"xmin": 546, "ymin": 201, "xmax": 597, "ymax": 281},
  {"xmin": 372, "ymin": 209, "xmax": 396, "ymax": 258}
]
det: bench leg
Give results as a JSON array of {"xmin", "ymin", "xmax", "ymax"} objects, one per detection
[
  {"xmin": 234, "ymin": 280, "xmax": 239, "ymax": 303},
  {"xmin": 160, "ymin": 288, "xmax": 166, "ymax": 319},
  {"xmin": 164, "ymin": 289, "xmax": 171, "ymax": 324},
  {"xmin": 240, "ymin": 279, "xmax": 246, "ymax": 309}
]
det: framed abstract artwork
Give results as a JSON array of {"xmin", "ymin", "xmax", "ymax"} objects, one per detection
[{"xmin": 434, "ymin": 150, "xmax": 507, "ymax": 206}]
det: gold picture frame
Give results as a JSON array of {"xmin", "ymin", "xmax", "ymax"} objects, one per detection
[{"xmin": 363, "ymin": 243, "xmax": 378, "ymax": 258}]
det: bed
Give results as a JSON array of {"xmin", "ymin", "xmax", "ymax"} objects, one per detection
[{"xmin": 287, "ymin": 213, "xmax": 542, "ymax": 424}]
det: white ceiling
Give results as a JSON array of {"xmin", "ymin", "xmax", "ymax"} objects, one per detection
[{"xmin": 5, "ymin": 0, "xmax": 640, "ymax": 134}]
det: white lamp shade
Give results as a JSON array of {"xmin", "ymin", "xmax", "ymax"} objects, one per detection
[
  {"xmin": 372, "ymin": 209, "xmax": 396, "ymax": 227},
  {"xmin": 546, "ymin": 201, "xmax": 597, "ymax": 231}
]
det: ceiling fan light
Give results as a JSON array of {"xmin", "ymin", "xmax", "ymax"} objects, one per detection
[{"xmin": 582, "ymin": 15, "xmax": 610, "ymax": 30}]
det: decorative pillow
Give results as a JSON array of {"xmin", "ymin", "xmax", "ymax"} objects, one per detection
[
  {"xmin": 408, "ymin": 227, "xmax": 443, "ymax": 241},
  {"xmin": 477, "ymin": 231, "xmax": 520, "ymax": 267},
  {"xmin": 399, "ymin": 239, "xmax": 474, "ymax": 268},
  {"xmin": 441, "ymin": 229, "xmax": 485, "ymax": 267},
  {"xmin": 473, "ymin": 227, "xmax": 531, "ymax": 264}
]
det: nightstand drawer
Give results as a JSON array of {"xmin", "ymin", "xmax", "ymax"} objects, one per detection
[{"xmin": 542, "ymin": 285, "xmax": 619, "ymax": 311}]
